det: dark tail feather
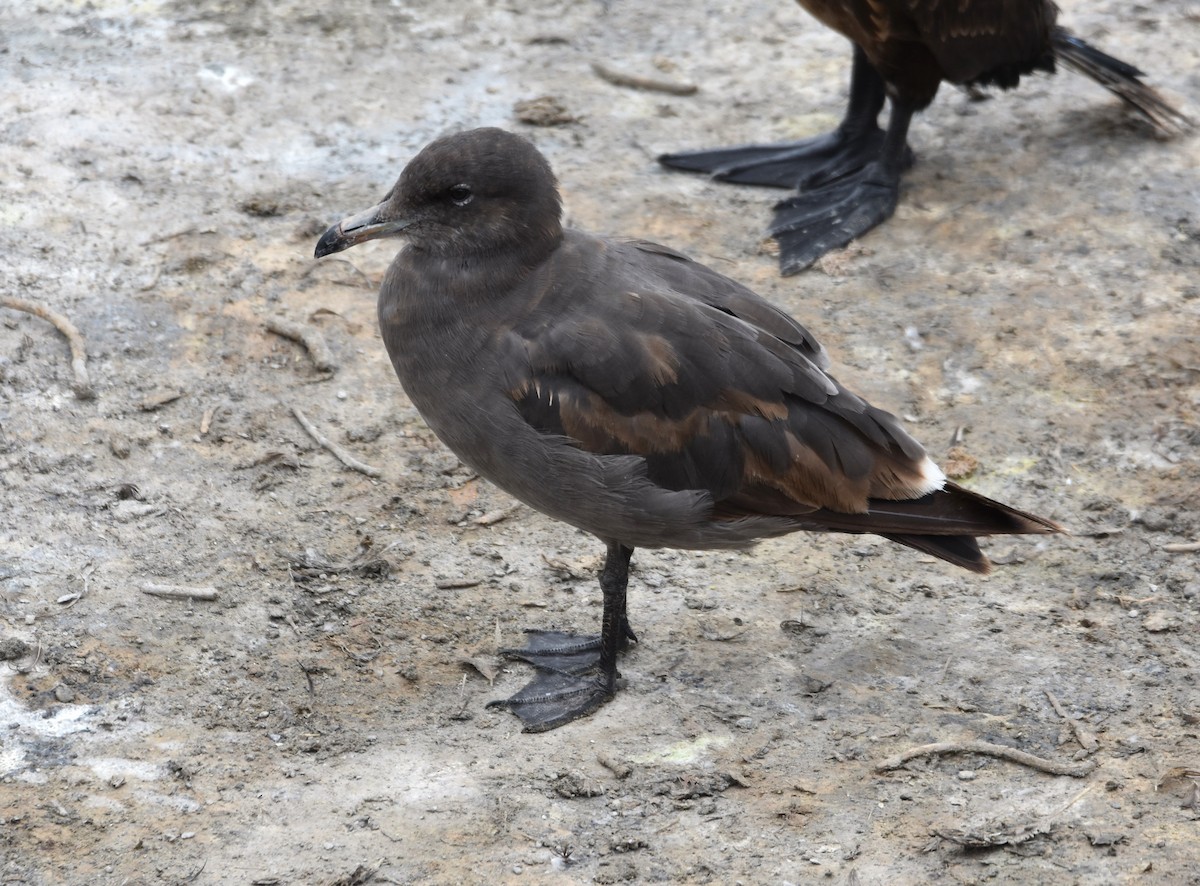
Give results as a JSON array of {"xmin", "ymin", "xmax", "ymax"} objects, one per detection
[
  {"xmin": 881, "ymin": 532, "xmax": 992, "ymax": 574},
  {"xmin": 1052, "ymin": 27, "xmax": 1193, "ymax": 137},
  {"xmin": 849, "ymin": 481, "xmax": 1061, "ymax": 537},
  {"xmin": 881, "ymin": 482, "xmax": 1062, "ymax": 573},
  {"xmin": 801, "ymin": 481, "xmax": 1062, "ymax": 573}
]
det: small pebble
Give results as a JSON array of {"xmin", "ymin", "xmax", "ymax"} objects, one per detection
[
  {"xmin": 109, "ymin": 434, "xmax": 131, "ymax": 459},
  {"xmin": 53, "ymin": 684, "xmax": 76, "ymax": 704},
  {"xmin": 957, "ymin": 770, "xmax": 976, "ymax": 781},
  {"xmin": 1142, "ymin": 612, "xmax": 1173, "ymax": 632},
  {"xmin": 512, "ymin": 864, "xmax": 523, "ymax": 874}
]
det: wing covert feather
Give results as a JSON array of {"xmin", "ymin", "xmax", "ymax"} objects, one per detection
[{"xmin": 500, "ymin": 233, "xmax": 940, "ymax": 515}]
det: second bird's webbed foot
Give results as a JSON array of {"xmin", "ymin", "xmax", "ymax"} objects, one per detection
[
  {"xmin": 770, "ymin": 163, "xmax": 902, "ymax": 274},
  {"xmin": 658, "ymin": 127, "xmax": 896, "ymax": 190}
]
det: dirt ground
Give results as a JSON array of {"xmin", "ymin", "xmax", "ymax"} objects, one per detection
[{"xmin": 1, "ymin": 0, "xmax": 1198, "ymax": 883}]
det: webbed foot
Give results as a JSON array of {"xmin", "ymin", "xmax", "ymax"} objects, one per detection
[
  {"xmin": 487, "ymin": 542, "xmax": 636, "ymax": 732},
  {"xmin": 659, "ymin": 128, "xmax": 900, "ymax": 190},
  {"xmin": 486, "ymin": 666, "xmax": 615, "ymax": 733},
  {"xmin": 487, "ymin": 626, "xmax": 637, "ymax": 732},
  {"xmin": 770, "ymin": 163, "xmax": 901, "ymax": 274}
]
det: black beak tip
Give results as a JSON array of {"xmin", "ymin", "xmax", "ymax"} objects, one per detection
[{"xmin": 314, "ymin": 224, "xmax": 345, "ymax": 259}]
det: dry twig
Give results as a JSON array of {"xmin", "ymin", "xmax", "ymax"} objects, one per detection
[
  {"xmin": 591, "ymin": 61, "xmax": 697, "ymax": 96},
  {"xmin": 141, "ymin": 583, "xmax": 219, "ymax": 601},
  {"xmin": 1162, "ymin": 541, "xmax": 1200, "ymax": 553},
  {"xmin": 435, "ymin": 578, "xmax": 482, "ymax": 590},
  {"xmin": 1044, "ymin": 689, "xmax": 1099, "ymax": 752},
  {"xmin": 597, "ymin": 753, "xmax": 633, "ymax": 780},
  {"xmin": 290, "ymin": 405, "xmax": 382, "ymax": 477},
  {"xmin": 472, "ymin": 503, "xmax": 522, "ymax": 526},
  {"xmin": 59, "ymin": 563, "xmax": 95, "ymax": 611},
  {"xmin": 200, "ymin": 404, "xmax": 222, "ymax": 436},
  {"xmin": 265, "ymin": 316, "xmax": 337, "ymax": 372},
  {"xmin": 0, "ymin": 296, "xmax": 94, "ymax": 399},
  {"xmin": 139, "ymin": 389, "xmax": 184, "ymax": 411},
  {"xmin": 876, "ymin": 739, "xmax": 1097, "ymax": 777}
]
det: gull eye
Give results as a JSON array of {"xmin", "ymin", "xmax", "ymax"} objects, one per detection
[{"xmin": 447, "ymin": 184, "xmax": 473, "ymax": 206}]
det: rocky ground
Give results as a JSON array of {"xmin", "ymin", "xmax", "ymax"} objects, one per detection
[{"xmin": 1, "ymin": 0, "xmax": 1198, "ymax": 883}]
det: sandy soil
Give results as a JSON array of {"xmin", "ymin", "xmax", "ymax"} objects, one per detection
[{"xmin": 1, "ymin": 0, "xmax": 1198, "ymax": 883}]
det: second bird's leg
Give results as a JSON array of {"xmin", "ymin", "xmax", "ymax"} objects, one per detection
[
  {"xmin": 769, "ymin": 95, "xmax": 916, "ymax": 274},
  {"xmin": 658, "ymin": 46, "xmax": 907, "ymax": 189}
]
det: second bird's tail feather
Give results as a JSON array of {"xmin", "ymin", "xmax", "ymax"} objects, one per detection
[{"xmin": 1052, "ymin": 27, "xmax": 1193, "ymax": 136}]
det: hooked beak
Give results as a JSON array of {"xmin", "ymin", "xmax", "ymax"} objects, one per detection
[{"xmin": 314, "ymin": 201, "xmax": 413, "ymax": 258}]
